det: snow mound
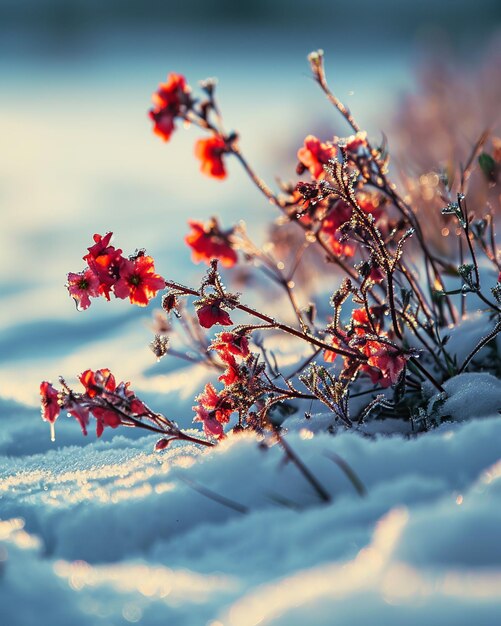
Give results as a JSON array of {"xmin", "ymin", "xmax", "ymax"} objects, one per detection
[{"xmin": 430, "ymin": 372, "xmax": 501, "ymax": 422}]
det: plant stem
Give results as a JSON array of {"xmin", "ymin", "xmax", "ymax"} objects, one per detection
[
  {"xmin": 275, "ymin": 429, "xmax": 331, "ymax": 503},
  {"xmin": 164, "ymin": 280, "xmax": 365, "ymax": 361},
  {"xmin": 408, "ymin": 356, "xmax": 445, "ymax": 392}
]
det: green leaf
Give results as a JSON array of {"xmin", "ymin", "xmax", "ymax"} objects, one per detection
[{"xmin": 478, "ymin": 153, "xmax": 496, "ymax": 181}]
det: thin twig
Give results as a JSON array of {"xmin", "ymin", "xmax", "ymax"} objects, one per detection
[{"xmin": 177, "ymin": 475, "xmax": 248, "ymax": 514}]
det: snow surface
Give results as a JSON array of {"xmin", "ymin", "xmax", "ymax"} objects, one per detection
[{"xmin": 2, "ymin": 412, "xmax": 501, "ymax": 625}]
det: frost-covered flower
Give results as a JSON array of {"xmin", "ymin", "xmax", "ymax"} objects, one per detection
[
  {"xmin": 193, "ymin": 405, "xmax": 226, "ymax": 439},
  {"xmin": 40, "ymin": 381, "xmax": 60, "ymax": 425},
  {"xmin": 196, "ymin": 382, "xmax": 234, "ymax": 423},
  {"xmin": 210, "ymin": 331, "xmax": 250, "ymax": 358},
  {"xmin": 196, "ymin": 299, "xmax": 233, "ymax": 328},
  {"xmin": 193, "ymin": 382, "xmax": 234, "ymax": 439},
  {"xmin": 91, "ymin": 406, "xmax": 123, "ymax": 438},
  {"xmin": 113, "ymin": 254, "xmax": 165, "ymax": 306},
  {"xmin": 79, "ymin": 368, "xmax": 116, "ymax": 398},
  {"xmin": 66, "ymin": 402, "xmax": 90, "ymax": 436},
  {"xmin": 83, "ymin": 232, "xmax": 124, "ymax": 300},
  {"xmin": 297, "ymin": 135, "xmax": 336, "ymax": 179},
  {"xmin": 364, "ymin": 341, "xmax": 407, "ymax": 387},
  {"xmin": 67, "ymin": 268, "xmax": 100, "ymax": 310},
  {"xmin": 218, "ymin": 353, "xmax": 240, "ymax": 385},
  {"xmin": 343, "ymin": 131, "xmax": 368, "ymax": 155}
]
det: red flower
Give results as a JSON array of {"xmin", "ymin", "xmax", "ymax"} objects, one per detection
[
  {"xmin": 92, "ymin": 407, "xmax": 123, "ymax": 438},
  {"xmin": 116, "ymin": 381, "xmax": 147, "ymax": 416},
  {"xmin": 218, "ymin": 353, "xmax": 239, "ymax": 385},
  {"xmin": 344, "ymin": 131, "xmax": 368, "ymax": 155},
  {"xmin": 323, "ymin": 333, "xmax": 347, "ymax": 363},
  {"xmin": 320, "ymin": 200, "xmax": 355, "ymax": 257},
  {"xmin": 66, "ymin": 402, "xmax": 90, "ymax": 436},
  {"xmin": 79, "ymin": 370, "xmax": 146, "ymax": 437},
  {"xmin": 185, "ymin": 219, "xmax": 237, "ymax": 268},
  {"xmin": 322, "ymin": 200, "xmax": 352, "ymax": 234},
  {"xmin": 195, "ymin": 135, "xmax": 227, "ymax": 179},
  {"xmin": 67, "ymin": 269, "xmax": 100, "ymax": 310},
  {"xmin": 83, "ymin": 233, "xmax": 124, "ymax": 300},
  {"xmin": 113, "ymin": 255, "xmax": 165, "ymax": 306},
  {"xmin": 197, "ymin": 382, "xmax": 219, "ymax": 409},
  {"xmin": 40, "ymin": 382, "xmax": 60, "ymax": 441},
  {"xmin": 195, "ymin": 383, "xmax": 234, "ymax": 426},
  {"xmin": 352, "ymin": 308, "xmax": 380, "ymax": 335},
  {"xmin": 149, "ymin": 73, "xmax": 191, "ymax": 142},
  {"xmin": 211, "ymin": 331, "xmax": 250, "ymax": 358},
  {"xmin": 363, "ymin": 341, "xmax": 407, "ymax": 387},
  {"xmin": 357, "ymin": 192, "xmax": 384, "ymax": 222},
  {"xmin": 196, "ymin": 299, "xmax": 233, "ymax": 328},
  {"xmin": 297, "ymin": 135, "xmax": 336, "ymax": 179},
  {"xmin": 79, "ymin": 368, "xmax": 116, "ymax": 398}
]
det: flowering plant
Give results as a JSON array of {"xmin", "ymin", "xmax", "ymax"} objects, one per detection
[{"xmin": 41, "ymin": 51, "xmax": 501, "ymax": 464}]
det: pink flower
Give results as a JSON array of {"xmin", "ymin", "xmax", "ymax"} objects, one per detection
[
  {"xmin": 67, "ymin": 269, "xmax": 100, "ymax": 310},
  {"xmin": 193, "ymin": 405, "xmax": 226, "ymax": 439},
  {"xmin": 40, "ymin": 381, "xmax": 60, "ymax": 441},
  {"xmin": 364, "ymin": 341, "xmax": 407, "ymax": 387}
]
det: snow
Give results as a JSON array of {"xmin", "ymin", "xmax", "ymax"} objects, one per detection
[
  {"xmin": 431, "ymin": 372, "xmax": 501, "ymax": 422},
  {"xmin": 2, "ymin": 415, "xmax": 501, "ymax": 625}
]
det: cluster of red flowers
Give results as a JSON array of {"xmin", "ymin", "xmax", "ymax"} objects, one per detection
[
  {"xmin": 45, "ymin": 60, "xmax": 490, "ymax": 449},
  {"xmin": 323, "ymin": 307, "xmax": 407, "ymax": 387},
  {"xmin": 67, "ymin": 233, "xmax": 165, "ymax": 310},
  {"xmin": 320, "ymin": 193, "xmax": 385, "ymax": 258},
  {"xmin": 192, "ymin": 331, "xmax": 251, "ymax": 439},
  {"xmin": 296, "ymin": 132, "xmax": 369, "ymax": 180},
  {"xmin": 149, "ymin": 73, "xmax": 229, "ymax": 179},
  {"xmin": 185, "ymin": 218, "xmax": 237, "ymax": 268},
  {"xmin": 40, "ymin": 369, "xmax": 147, "ymax": 440}
]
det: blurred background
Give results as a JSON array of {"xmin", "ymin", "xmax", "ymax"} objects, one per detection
[{"xmin": 1, "ymin": 0, "xmax": 500, "ymax": 428}]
